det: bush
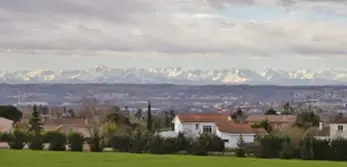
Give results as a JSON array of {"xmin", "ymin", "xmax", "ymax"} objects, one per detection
[
  {"xmin": 280, "ymin": 141, "xmax": 295, "ymax": 159},
  {"xmin": 258, "ymin": 135, "xmax": 287, "ymax": 158},
  {"xmin": 67, "ymin": 132, "xmax": 85, "ymax": 152},
  {"xmin": 45, "ymin": 131, "xmax": 66, "ymax": 151},
  {"xmin": 28, "ymin": 134, "xmax": 44, "ymax": 150},
  {"xmin": 312, "ymin": 139, "xmax": 330, "ymax": 160},
  {"xmin": 176, "ymin": 133, "xmax": 190, "ymax": 152},
  {"xmin": 330, "ymin": 138, "xmax": 347, "ymax": 161},
  {"xmin": 129, "ymin": 131, "xmax": 148, "ymax": 153},
  {"xmin": 6, "ymin": 130, "xmax": 27, "ymax": 150},
  {"xmin": 299, "ymin": 136, "xmax": 313, "ymax": 160},
  {"xmin": 149, "ymin": 135, "xmax": 166, "ymax": 154},
  {"xmin": 190, "ymin": 135, "xmax": 209, "ymax": 156},
  {"xmin": 87, "ymin": 131, "xmax": 103, "ymax": 152},
  {"xmin": 110, "ymin": 134, "xmax": 131, "ymax": 152}
]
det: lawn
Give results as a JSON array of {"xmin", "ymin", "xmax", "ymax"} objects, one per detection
[{"xmin": 0, "ymin": 150, "xmax": 345, "ymax": 167}]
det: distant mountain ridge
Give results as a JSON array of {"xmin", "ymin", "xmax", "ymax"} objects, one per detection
[{"xmin": 1, "ymin": 65, "xmax": 347, "ymax": 85}]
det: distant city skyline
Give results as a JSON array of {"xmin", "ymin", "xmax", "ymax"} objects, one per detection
[{"xmin": 0, "ymin": 0, "xmax": 347, "ymax": 71}]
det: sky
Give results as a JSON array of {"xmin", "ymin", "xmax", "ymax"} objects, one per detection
[{"xmin": 0, "ymin": 0, "xmax": 347, "ymax": 71}]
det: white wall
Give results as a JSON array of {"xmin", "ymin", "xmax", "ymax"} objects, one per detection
[
  {"xmin": 330, "ymin": 123, "xmax": 347, "ymax": 139},
  {"xmin": 217, "ymin": 130, "xmax": 255, "ymax": 148},
  {"xmin": 173, "ymin": 116, "xmax": 217, "ymax": 136}
]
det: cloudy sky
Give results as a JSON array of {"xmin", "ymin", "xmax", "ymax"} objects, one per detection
[{"xmin": 0, "ymin": 0, "xmax": 347, "ymax": 71}]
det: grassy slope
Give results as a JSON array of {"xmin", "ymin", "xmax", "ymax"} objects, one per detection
[{"xmin": 0, "ymin": 150, "xmax": 345, "ymax": 167}]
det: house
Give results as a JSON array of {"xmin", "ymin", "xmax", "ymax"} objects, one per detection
[
  {"xmin": 0, "ymin": 117, "xmax": 13, "ymax": 133},
  {"xmin": 172, "ymin": 114, "xmax": 266, "ymax": 148},
  {"xmin": 246, "ymin": 115, "xmax": 297, "ymax": 129},
  {"xmin": 329, "ymin": 118, "xmax": 347, "ymax": 139}
]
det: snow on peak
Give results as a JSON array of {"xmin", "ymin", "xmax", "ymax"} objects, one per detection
[{"xmin": 1, "ymin": 67, "xmax": 347, "ymax": 85}]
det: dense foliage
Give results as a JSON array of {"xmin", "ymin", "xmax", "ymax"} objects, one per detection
[
  {"xmin": 68, "ymin": 132, "xmax": 85, "ymax": 152},
  {"xmin": 0, "ymin": 105, "xmax": 22, "ymax": 122}
]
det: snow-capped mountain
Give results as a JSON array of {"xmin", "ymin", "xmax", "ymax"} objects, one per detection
[{"xmin": 2, "ymin": 65, "xmax": 347, "ymax": 85}]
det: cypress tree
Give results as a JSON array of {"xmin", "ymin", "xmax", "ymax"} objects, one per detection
[
  {"xmin": 147, "ymin": 100, "xmax": 152, "ymax": 132},
  {"xmin": 28, "ymin": 104, "xmax": 44, "ymax": 150}
]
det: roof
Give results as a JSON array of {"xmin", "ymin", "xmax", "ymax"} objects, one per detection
[
  {"xmin": 44, "ymin": 118, "xmax": 86, "ymax": 126},
  {"xmin": 216, "ymin": 121, "xmax": 266, "ymax": 134},
  {"xmin": 176, "ymin": 114, "xmax": 266, "ymax": 134},
  {"xmin": 331, "ymin": 118, "xmax": 347, "ymax": 124},
  {"xmin": 176, "ymin": 114, "xmax": 229, "ymax": 123},
  {"xmin": 246, "ymin": 115, "xmax": 297, "ymax": 123}
]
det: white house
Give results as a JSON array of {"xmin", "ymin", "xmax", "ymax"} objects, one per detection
[
  {"xmin": 171, "ymin": 114, "xmax": 266, "ymax": 148},
  {"xmin": 329, "ymin": 118, "xmax": 347, "ymax": 139},
  {"xmin": 312, "ymin": 119, "xmax": 347, "ymax": 140},
  {"xmin": 0, "ymin": 117, "xmax": 13, "ymax": 133}
]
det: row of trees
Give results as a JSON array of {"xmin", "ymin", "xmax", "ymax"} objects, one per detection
[{"xmin": 235, "ymin": 134, "xmax": 347, "ymax": 161}]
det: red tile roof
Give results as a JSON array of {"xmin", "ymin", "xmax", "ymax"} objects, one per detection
[
  {"xmin": 176, "ymin": 114, "xmax": 266, "ymax": 134},
  {"xmin": 331, "ymin": 118, "xmax": 347, "ymax": 124},
  {"xmin": 176, "ymin": 114, "xmax": 230, "ymax": 123},
  {"xmin": 246, "ymin": 115, "xmax": 297, "ymax": 123}
]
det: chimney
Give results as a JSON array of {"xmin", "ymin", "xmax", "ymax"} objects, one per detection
[{"xmin": 319, "ymin": 122, "xmax": 323, "ymax": 131}]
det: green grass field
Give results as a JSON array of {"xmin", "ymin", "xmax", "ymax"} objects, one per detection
[{"xmin": 0, "ymin": 150, "xmax": 345, "ymax": 167}]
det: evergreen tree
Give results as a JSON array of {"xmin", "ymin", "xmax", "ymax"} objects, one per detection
[
  {"xmin": 29, "ymin": 105, "xmax": 43, "ymax": 135},
  {"xmin": 236, "ymin": 135, "xmax": 246, "ymax": 157},
  {"xmin": 28, "ymin": 104, "xmax": 44, "ymax": 150},
  {"xmin": 147, "ymin": 100, "xmax": 152, "ymax": 132},
  {"xmin": 265, "ymin": 108, "xmax": 278, "ymax": 115}
]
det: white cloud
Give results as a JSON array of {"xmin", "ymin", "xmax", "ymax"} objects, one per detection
[{"xmin": 0, "ymin": 0, "xmax": 347, "ymax": 70}]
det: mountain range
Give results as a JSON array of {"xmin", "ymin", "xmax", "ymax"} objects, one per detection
[{"xmin": 2, "ymin": 65, "xmax": 347, "ymax": 85}]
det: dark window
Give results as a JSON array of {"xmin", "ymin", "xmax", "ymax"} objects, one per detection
[
  {"xmin": 202, "ymin": 125, "xmax": 212, "ymax": 133},
  {"xmin": 223, "ymin": 139, "xmax": 229, "ymax": 143},
  {"xmin": 195, "ymin": 124, "xmax": 199, "ymax": 130},
  {"xmin": 338, "ymin": 125, "xmax": 343, "ymax": 131}
]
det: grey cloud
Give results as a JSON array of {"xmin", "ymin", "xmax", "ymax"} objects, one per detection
[{"xmin": 0, "ymin": 0, "xmax": 346, "ymax": 57}]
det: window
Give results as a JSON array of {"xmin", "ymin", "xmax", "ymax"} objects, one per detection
[
  {"xmin": 202, "ymin": 125, "xmax": 212, "ymax": 133},
  {"xmin": 195, "ymin": 124, "xmax": 199, "ymax": 130},
  {"xmin": 338, "ymin": 125, "xmax": 343, "ymax": 131},
  {"xmin": 223, "ymin": 139, "xmax": 229, "ymax": 143}
]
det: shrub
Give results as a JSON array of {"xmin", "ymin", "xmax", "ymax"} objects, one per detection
[
  {"xmin": 330, "ymin": 138, "xmax": 347, "ymax": 161},
  {"xmin": 6, "ymin": 130, "xmax": 27, "ymax": 150},
  {"xmin": 258, "ymin": 135, "xmax": 287, "ymax": 158},
  {"xmin": 280, "ymin": 141, "xmax": 295, "ymax": 159},
  {"xmin": 312, "ymin": 139, "xmax": 330, "ymax": 160},
  {"xmin": 190, "ymin": 135, "xmax": 209, "ymax": 156},
  {"xmin": 67, "ymin": 132, "xmax": 85, "ymax": 152},
  {"xmin": 45, "ymin": 131, "xmax": 66, "ymax": 151},
  {"xmin": 28, "ymin": 134, "xmax": 44, "ymax": 150},
  {"xmin": 236, "ymin": 135, "xmax": 246, "ymax": 157},
  {"xmin": 149, "ymin": 135, "xmax": 166, "ymax": 154},
  {"xmin": 129, "ymin": 131, "xmax": 148, "ymax": 153},
  {"xmin": 110, "ymin": 134, "xmax": 131, "ymax": 152},
  {"xmin": 87, "ymin": 130, "xmax": 103, "ymax": 152}
]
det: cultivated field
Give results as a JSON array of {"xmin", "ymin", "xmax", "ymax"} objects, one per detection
[{"xmin": 0, "ymin": 150, "xmax": 345, "ymax": 167}]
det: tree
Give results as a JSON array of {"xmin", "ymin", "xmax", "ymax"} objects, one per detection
[
  {"xmin": 294, "ymin": 111, "xmax": 320, "ymax": 129},
  {"xmin": 265, "ymin": 108, "xmax": 278, "ymax": 115},
  {"xmin": 81, "ymin": 97, "xmax": 104, "ymax": 152},
  {"xmin": 236, "ymin": 135, "xmax": 246, "ymax": 157},
  {"xmin": 0, "ymin": 105, "xmax": 22, "ymax": 122},
  {"xmin": 282, "ymin": 102, "xmax": 294, "ymax": 115},
  {"xmin": 231, "ymin": 108, "xmax": 246, "ymax": 124},
  {"xmin": 45, "ymin": 131, "xmax": 66, "ymax": 151},
  {"xmin": 147, "ymin": 100, "xmax": 152, "ymax": 132},
  {"xmin": 68, "ymin": 132, "xmax": 85, "ymax": 152},
  {"xmin": 28, "ymin": 105, "xmax": 44, "ymax": 150},
  {"xmin": 251, "ymin": 120, "xmax": 272, "ymax": 133},
  {"xmin": 134, "ymin": 108, "xmax": 143, "ymax": 120}
]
